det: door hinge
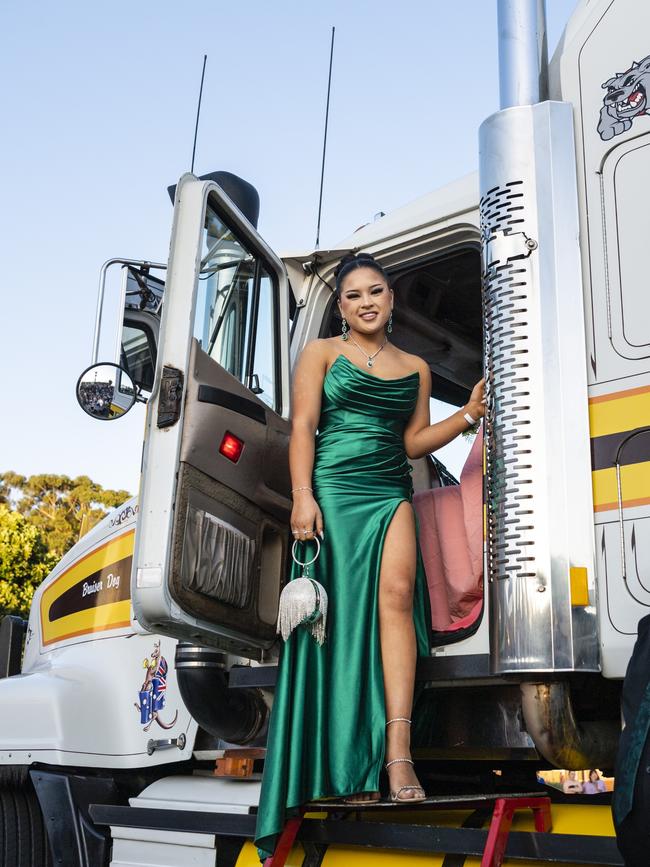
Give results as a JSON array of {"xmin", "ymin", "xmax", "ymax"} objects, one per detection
[{"xmin": 157, "ymin": 365, "xmax": 184, "ymax": 428}]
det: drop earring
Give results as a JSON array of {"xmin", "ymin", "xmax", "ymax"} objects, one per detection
[
  {"xmin": 387, "ymin": 311, "xmax": 393, "ymax": 334},
  {"xmin": 341, "ymin": 317, "xmax": 349, "ymax": 341}
]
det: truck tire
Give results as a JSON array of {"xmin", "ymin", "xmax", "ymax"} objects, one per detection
[{"xmin": 0, "ymin": 785, "xmax": 52, "ymax": 867}]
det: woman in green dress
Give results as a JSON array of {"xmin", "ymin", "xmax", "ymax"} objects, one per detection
[{"xmin": 254, "ymin": 253, "xmax": 485, "ymax": 861}]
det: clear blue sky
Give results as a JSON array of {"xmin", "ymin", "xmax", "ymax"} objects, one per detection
[{"xmin": 1, "ymin": 0, "xmax": 576, "ymax": 494}]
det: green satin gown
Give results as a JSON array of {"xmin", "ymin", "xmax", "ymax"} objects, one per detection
[{"xmin": 254, "ymin": 352, "xmax": 432, "ymax": 861}]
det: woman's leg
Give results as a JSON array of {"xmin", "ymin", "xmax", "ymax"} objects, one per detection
[{"xmin": 377, "ymin": 501, "xmax": 423, "ymax": 798}]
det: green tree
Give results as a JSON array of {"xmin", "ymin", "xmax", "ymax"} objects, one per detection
[
  {"xmin": 0, "ymin": 506, "xmax": 57, "ymax": 619},
  {"xmin": 1, "ymin": 473, "xmax": 132, "ymax": 559}
]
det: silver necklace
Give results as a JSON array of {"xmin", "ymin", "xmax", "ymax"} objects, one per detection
[{"xmin": 348, "ymin": 335, "xmax": 387, "ymax": 367}]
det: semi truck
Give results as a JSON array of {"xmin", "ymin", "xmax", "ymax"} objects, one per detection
[{"xmin": 1, "ymin": 0, "xmax": 648, "ymax": 863}]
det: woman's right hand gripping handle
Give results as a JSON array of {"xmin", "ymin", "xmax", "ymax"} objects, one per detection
[{"xmin": 291, "ymin": 490, "xmax": 324, "ymax": 542}]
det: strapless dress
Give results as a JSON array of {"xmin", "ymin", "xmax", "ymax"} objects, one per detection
[{"xmin": 254, "ymin": 353, "xmax": 432, "ymax": 860}]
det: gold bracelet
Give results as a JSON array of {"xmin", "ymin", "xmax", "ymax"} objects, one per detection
[{"xmin": 291, "ymin": 486, "xmax": 313, "ymax": 493}]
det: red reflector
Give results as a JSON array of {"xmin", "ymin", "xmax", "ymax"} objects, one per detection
[{"xmin": 219, "ymin": 431, "xmax": 244, "ymax": 463}]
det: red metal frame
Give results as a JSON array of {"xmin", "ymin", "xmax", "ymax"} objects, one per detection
[
  {"xmin": 481, "ymin": 796, "xmax": 552, "ymax": 867},
  {"xmin": 263, "ymin": 812, "xmax": 306, "ymax": 867}
]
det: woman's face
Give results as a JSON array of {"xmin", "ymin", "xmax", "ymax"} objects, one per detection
[
  {"xmin": 337, "ymin": 266, "xmax": 393, "ymax": 336},
  {"xmin": 589, "ymin": 771, "xmax": 598, "ymax": 782}
]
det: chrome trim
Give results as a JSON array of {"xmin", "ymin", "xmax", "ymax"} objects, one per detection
[{"xmin": 146, "ymin": 734, "xmax": 186, "ymax": 755}]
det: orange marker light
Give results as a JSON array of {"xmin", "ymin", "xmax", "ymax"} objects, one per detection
[{"xmin": 219, "ymin": 431, "xmax": 244, "ymax": 463}]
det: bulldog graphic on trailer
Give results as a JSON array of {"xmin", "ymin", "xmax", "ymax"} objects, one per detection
[{"xmin": 598, "ymin": 54, "xmax": 650, "ymax": 140}]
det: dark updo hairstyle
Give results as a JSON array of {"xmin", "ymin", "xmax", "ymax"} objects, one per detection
[{"xmin": 333, "ymin": 252, "xmax": 390, "ymax": 298}]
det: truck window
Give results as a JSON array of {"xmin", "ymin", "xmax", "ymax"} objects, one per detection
[
  {"xmin": 612, "ymin": 141, "xmax": 650, "ymax": 350},
  {"xmin": 121, "ymin": 322, "xmax": 156, "ymax": 392},
  {"xmin": 193, "ymin": 201, "xmax": 280, "ymax": 410},
  {"xmin": 251, "ymin": 269, "xmax": 277, "ymax": 409}
]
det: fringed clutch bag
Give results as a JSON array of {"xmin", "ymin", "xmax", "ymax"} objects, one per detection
[{"xmin": 276, "ymin": 537, "xmax": 328, "ymax": 645}]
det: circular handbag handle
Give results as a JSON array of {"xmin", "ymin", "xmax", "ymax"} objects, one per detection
[{"xmin": 291, "ymin": 537, "xmax": 321, "ymax": 567}]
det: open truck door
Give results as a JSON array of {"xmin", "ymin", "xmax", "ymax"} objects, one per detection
[{"xmin": 132, "ymin": 173, "xmax": 292, "ymax": 657}]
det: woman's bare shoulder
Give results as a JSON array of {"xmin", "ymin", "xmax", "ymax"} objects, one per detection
[
  {"xmin": 299, "ymin": 338, "xmax": 341, "ymax": 365},
  {"xmin": 392, "ymin": 347, "xmax": 430, "ymax": 377},
  {"xmin": 300, "ymin": 337, "xmax": 338, "ymax": 373}
]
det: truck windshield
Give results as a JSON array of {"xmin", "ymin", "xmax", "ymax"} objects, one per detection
[{"xmin": 195, "ymin": 204, "xmax": 255, "ymax": 379}]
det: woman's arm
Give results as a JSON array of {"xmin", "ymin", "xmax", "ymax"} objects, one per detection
[
  {"xmin": 403, "ymin": 361, "xmax": 485, "ymax": 460},
  {"xmin": 288, "ymin": 340, "xmax": 328, "ymax": 540}
]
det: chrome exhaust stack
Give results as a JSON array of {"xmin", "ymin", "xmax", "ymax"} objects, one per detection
[
  {"xmin": 480, "ymin": 3, "xmax": 597, "ymax": 680},
  {"xmin": 497, "ymin": 0, "xmax": 548, "ymax": 109}
]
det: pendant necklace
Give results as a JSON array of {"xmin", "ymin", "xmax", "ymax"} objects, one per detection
[{"xmin": 348, "ymin": 335, "xmax": 387, "ymax": 368}]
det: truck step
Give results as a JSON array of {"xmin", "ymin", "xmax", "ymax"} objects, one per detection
[{"xmin": 89, "ymin": 791, "xmax": 624, "ymax": 866}]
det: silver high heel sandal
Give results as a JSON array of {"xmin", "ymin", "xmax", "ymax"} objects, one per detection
[
  {"xmin": 385, "ymin": 717, "xmax": 426, "ymax": 803},
  {"xmin": 341, "ymin": 791, "xmax": 382, "ymax": 806}
]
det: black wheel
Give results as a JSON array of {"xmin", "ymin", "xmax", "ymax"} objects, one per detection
[{"xmin": 0, "ymin": 785, "xmax": 52, "ymax": 867}]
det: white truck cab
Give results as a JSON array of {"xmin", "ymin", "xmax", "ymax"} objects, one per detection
[{"xmin": 1, "ymin": 1, "xmax": 649, "ymax": 864}]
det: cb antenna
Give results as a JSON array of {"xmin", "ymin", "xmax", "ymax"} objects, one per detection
[
  {"xmin": 315, "ymin": 27, "xmax": 336, "ymax": 250},
  {"xmin": 191, "ymin": 54, "xmax": 208, "ymax": 174}
]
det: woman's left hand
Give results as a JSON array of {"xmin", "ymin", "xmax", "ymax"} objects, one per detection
[{"xmin": 465, "ymin": 377, "xmax": 486, "ymax": 420}]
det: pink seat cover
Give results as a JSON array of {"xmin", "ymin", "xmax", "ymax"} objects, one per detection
[{"xmin": 413, "ymin": 426, "xmax": 484, "ymax": 632}]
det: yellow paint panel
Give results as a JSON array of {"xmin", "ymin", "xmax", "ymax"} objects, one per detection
[
  {"xmin": 589, "ymin": 388, "xmax": 650, "ymax": 437},
  {"xmin": 235, "ymin": 804, "xmax": 616, "ymax": 867},
  {"xmin": 592, "ymin": 460, "xmax": 650, "ymax": 511},
  {"xmin": 40, "ymin": 530, "xmax": 134, "ymax": 646},
  {"xmin": 236, "ymin": 841, "xmax": 304, "ymax": 866},
  {"xmin": 570, "ymin": 567, "xmax": 590, "ymax": 606}
]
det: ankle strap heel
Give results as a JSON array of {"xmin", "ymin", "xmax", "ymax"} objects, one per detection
[{"xmin": 384, "ymin": 757, "xmax": 426, "ymax": 804}]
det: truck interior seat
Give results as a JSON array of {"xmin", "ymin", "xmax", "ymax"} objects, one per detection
[
  {"xmin": 413, "ymin": 425, "xmax": 483, "ymax": 632},
  {"xmin": 410, "ymin": 452, "xmax": 449, "ymax": 491}
]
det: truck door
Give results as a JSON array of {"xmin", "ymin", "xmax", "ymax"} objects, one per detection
[{"xmin": 132, "ymin": 173, "xmax": 292, "ymax": 657}]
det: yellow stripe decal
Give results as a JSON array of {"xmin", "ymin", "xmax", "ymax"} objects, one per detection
[
  {"xmin": 40, "ymin": 530, "xmax": 134, "ymax": 646},
  {"xmin": 589, "ymin": 386, "xmax": 650, "ymax": 438},
  {"xmin": 592, "ymin": 461, "xmax": 650, "ymax": 512}
]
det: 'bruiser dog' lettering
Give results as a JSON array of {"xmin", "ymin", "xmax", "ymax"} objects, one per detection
[{"xmin": 81, "ymin": 573, "xmax": 120, "ymax": 596}]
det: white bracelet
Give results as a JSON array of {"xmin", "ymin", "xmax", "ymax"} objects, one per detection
[{"xmin": 463, "ymin": 411, "xmax": 477, "ymax": 426}]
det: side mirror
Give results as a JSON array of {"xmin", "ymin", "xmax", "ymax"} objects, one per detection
[{"xmin": 76, "ymin": 363, "xmax": 138, "ymax": 421}]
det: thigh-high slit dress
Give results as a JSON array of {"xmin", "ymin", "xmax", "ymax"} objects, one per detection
[{"xmin": 254, "ymin": 353, "xmax": 432, "ymax": 861}]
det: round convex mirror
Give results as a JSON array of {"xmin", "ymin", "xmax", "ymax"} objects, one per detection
[{"xmin": 76, "ymin": 363, "xmax": 137, "ymax": 420}]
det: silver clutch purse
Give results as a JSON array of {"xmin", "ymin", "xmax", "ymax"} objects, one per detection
[{"xmin": 276, "ymin": 538, "xmax": 328, "ymax": 645}]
